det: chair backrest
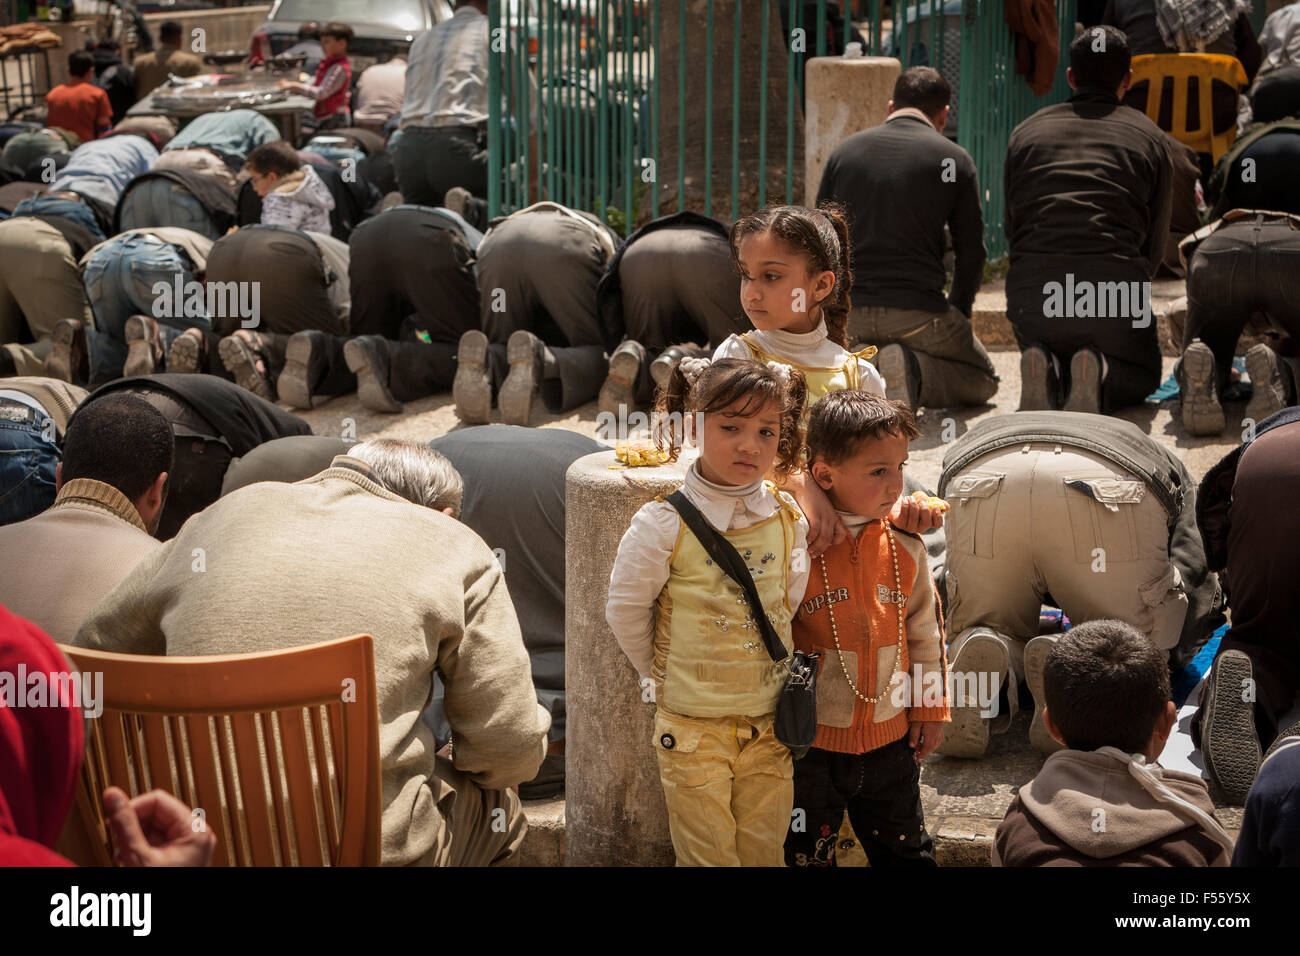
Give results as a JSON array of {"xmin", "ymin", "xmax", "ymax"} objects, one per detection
[
  {"xmin": 1130, "ymin": 53, "xmax": 1249, "ymax": 162},
  {"xmin": 59, "ymin": 634, "xmax": 382, "ymax": 867}
]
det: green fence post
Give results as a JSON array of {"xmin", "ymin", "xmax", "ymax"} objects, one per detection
[
  {"xmin": 488, "ymin": 0, "xmax": 501, "ymax": 220},
  {"xmin": 732, "ymin": 0, "xmax": 741, "ymax": 223},
  {"xmin": 678, "ymin": 0, "xmax": 686, "ymax": 212},
  {"xmin": 759, "ymin": 0, "xmax": 769, "ymax": 208}
]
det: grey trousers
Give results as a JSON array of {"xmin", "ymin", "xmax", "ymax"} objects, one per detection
[
  {"xmin": 476, "ymin": 210, "xmax": 614, "ymax": 412},
  {"xmin": 848, "ymin": 303, "xmax": 998, "ymax": 408}
]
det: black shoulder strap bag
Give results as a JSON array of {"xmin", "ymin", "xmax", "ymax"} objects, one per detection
[{"xmin": 665, "ymin": 491, "xmax": 819, "ymax": 758}]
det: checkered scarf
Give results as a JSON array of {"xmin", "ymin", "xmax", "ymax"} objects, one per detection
[{"xmin": 1155, "ymin": 0, "xmax": 1251, "ymax": 51}]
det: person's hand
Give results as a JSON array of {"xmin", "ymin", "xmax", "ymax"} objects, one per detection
[
  {"xmin": 790, "ymin": 474, "xmax": 846, "ymax": 557},
  {"xmin": 889, "ymin": 492, "xmax": 947, "ymax": 534},
  {"xmin": 908, "ymin": 721, "xmax": 944, "ymax": 762},
  {"xmin": 103, "ymin": 786, "xmax": 216, "ymax": 867},
  {"xmin": 277, "ymin": 79, "xmax": 298, "ymax": 91}
]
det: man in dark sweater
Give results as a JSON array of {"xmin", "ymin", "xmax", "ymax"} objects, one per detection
[
  {"xmin": 1004, "ymin": 26, "xmax": 1173, "ymax": 415},
  {"xmin": 817, "ymin": 67, "xmax": 996, "ymax": 412}
]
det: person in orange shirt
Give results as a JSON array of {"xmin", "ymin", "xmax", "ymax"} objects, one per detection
[{"xmin": 45, "ymin": 50, "xmax": 111, "ymax": 146}]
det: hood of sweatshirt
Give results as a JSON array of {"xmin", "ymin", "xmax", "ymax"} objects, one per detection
[
  {"xmin": 1019, "ymin": 748, "xmax": 1228, "ymax": 859},
  {"xmin": 269, "ymin": 164, "xmax": 334, "ymax": 211}
]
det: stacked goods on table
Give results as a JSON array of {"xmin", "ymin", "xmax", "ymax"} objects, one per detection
[{"xmin": 0, "ymin": 23, "xmax": 62, "ymax": 56}]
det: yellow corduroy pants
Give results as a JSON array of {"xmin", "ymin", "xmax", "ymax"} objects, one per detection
[{"xmin": 653, "ymin": 708, "xmax": 793, "ymax": 866}]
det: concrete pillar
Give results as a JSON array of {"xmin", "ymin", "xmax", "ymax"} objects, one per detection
[
  {"xmin": 804, "ymin": 56, "xmax": 901, "ymax": 207},
  {"xmin": 565, "ymin": 449, "xmax": 686, "ymax": 866}
]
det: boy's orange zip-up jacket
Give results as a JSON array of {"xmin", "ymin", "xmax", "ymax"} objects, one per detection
[{"xmin": 793, "ymin": 518, "xmax": 950, "ymax": 754}]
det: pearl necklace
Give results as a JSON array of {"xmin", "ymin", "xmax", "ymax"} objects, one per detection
[{"xmin": 817, "ymin": 519, "xmax": 905, "ymax": 705}]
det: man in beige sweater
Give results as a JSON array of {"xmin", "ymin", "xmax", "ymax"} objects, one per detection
[
  {"xmin": 74, "ymin": 439, "xmax": 549, "ymax": 867},
  {"xmin": 0, "ymin": 393, "xmax": 169, "ymax": 643}
]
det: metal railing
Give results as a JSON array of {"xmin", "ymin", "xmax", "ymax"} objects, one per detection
[{"xmin": 488, "ymin": 0, "xmax": 1074, "ymax": 257}]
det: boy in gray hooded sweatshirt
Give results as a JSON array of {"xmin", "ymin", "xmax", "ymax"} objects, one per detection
[{"xmin": 994, "ymin": 620, "xmax": 1235, "ymax": 867}]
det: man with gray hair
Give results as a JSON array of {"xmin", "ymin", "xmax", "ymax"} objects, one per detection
[{"xmin": 75, "ymin": 438, "xmax": 547, "ymax": 866}]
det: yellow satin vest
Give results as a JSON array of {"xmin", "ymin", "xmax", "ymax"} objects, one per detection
[
  {"xmin": 652, "ymin": 489, "xmax": 800, "ymax": 719},
  {"xmin": 737, "ymin": 332, "xmax": 878, "ymax": 406}
]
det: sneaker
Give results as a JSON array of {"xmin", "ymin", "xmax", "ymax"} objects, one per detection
[
  {"xmin": 1063, "ymin": 348, "xmax": 1102, "ymax": 414},
  {"xmin": 598, "ymin": 339, "xmax": 646, "ymax": 417},
  {"xmin": 277, "ymin": 329, "xmax": 329, "ymax": 410},
  {"xmin": 344, "ymin": 335, "xmax": 403, "ymax": 414},
  {"xmin": 1180, "ymin": 340, "xmax": 1225, "ymax": 436},
  {"xmin": 1263, "ymin": 719, "xmax": 1300, "ymax": 762},
  {"xmin": 45, "ymin": 318, "xmax": 87, "ymax": 385},
  {"xmin": 1245, "ymin": 343, "xmax": 1287, "ymax": 427},
  {"xmin": 1018, "ymin": 345, "xmax": 1057, "ymax": 411},
  {"xmin": 218, "ymin": 331, "xmax": 275, "ymax": 401},
  {"xmin": 444, "ymin": 186, "xmax": 472, "ymax": 220},
  {"xmin": 123, "ymin": 314, "xmax": 163, "ymax": 378},
  {"xmin": 499, "ymin": 329, "xmax": 544, "ymax": 427},
  {"xmin": 166, "ymin": 327, "xmax": 207, "ymax": 374},
  {"xmin": 452, "ymin": 329, "xmax": 492, "ymax": 424},
  {"xmin": 1200, "ymin": 649, "xmax": 1262, "ymax": 805},
  {"xmin": 1023, "ymin": 635, "xmax": 1065, "ymax": 754},
  {"xmin": 935, "ymin": 627, "xmax": 1012, "ymax": 759},
  {"xmin": 649, "ymin": 343, "xmax": 701, "ymax": 389},
  {"xmin": 877, "ymin": 342, "xmax": 920, "ymax": 411}
]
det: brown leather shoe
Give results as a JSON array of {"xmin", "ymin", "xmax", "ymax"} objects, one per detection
[
  {"xmin": 124, "ymin": 314, "xmax": 164, "ymax": 377},
  {"xmin": 45, "ymin": 318, "xmax": 88, "ymax": 385},
  {"xmin": 167, "ymin": 327, "xmax": 208, "ymax": 373},
  {"xmin": 218, "ymin": 330, "xmax": 275, "ymax": 401}
]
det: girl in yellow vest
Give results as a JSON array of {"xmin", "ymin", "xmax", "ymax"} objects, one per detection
[
  {"xmin": 715, "ymin": 203, "xmax": 943, "ymax": 556},
  {"xmin": 606, "ymin": 358, "xmax": 810, "ymax": 866}
]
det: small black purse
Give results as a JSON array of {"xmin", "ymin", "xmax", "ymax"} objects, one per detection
[{"xmin": 665, "ymin": 491, "xmax": 820, "ymax": 758}]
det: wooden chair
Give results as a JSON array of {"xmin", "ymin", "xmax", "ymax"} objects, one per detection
[
  {"xmin": 59, "ymin": 634, "xmax": 382, "ymax": 867},
  {"xmin": 1129, "ymin": 53, "xmax": 1249, "ymax": 163}
]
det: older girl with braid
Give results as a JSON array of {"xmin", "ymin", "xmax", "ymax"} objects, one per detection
[{"xmin": 714, "ymin": 203, "xmax": 944, "ymax": 555}]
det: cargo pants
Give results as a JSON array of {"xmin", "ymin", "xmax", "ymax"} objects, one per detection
[
  {"xmin": 945, "ymin": 442, "xmax": 1188, "ymax": 675},
  {"xmin": 653, "ymin": 708, "xmax": 793, "ymax": 867}
]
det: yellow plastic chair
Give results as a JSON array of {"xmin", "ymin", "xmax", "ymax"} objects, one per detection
[
  {"xmin": 59, "ymin": 634, "xmax": 382, "ymax": 867},
  {"xmin": 1129, "ymin": 53, "xmax": 1249, "ymax": 162}
]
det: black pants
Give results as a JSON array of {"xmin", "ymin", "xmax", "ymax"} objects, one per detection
[
  {"xmin": 618, "ymin": 224, "xmax": 746, "ymax": 402},
  {"xmin": 205, "ymin": 226, "xmax": 345, "ymax": 338},
  {"xmin": 1195, "ymin": 421, "xmax": 1300, "ymax": 747},
  {"xmin": 784, "ymin": 737, "xmax": 935, "ymax": 868},
  {"xmin": 1007, "ymin": 258, "xmax": 1162, "ymax": 413},
  {"xmin": 476, "ymin": 209, "xmax": 614, "ymax": 412},
  {"xmin": 393, "ymin": 125, "xmax": 487, "ymax": 210},
  {"xmin": 1185, "ymin": 216, "xmax": 1300, "ymax": 391},
  {"xmin": 348, "ymin": 205, "xmax": 480, "ymax": 341}
]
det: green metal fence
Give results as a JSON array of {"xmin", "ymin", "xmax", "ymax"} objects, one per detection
[{"xmin": 488, "ymin": 0, "xmax": 1074, "ymax": 258}]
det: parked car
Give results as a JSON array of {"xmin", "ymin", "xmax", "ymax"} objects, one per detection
[{"xmin": 247, "ymin": 0, "xmax": 454, "ymax": 72}]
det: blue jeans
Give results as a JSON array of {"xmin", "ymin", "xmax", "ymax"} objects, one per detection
[
  {"xmin": 82, "ymin": 234, "xmax": 209, "ymax": 383},
  {"xmin": 0, "ymin": 401, "xmax": 58, "ymax": 526}
]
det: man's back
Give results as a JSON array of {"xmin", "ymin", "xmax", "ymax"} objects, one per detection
[
  {"xmin": 133, "ymin": 44, "xmax": 203, "ymax": 99},
  {"xmin": 0, "ymin": 479, "xmax": 159, "ymax": 643},
  {"xmin": 817, "ymin": 113, "xmax": 984, "ymax": 315},
  {"xmin": 1005, "ymin": 92, "xmax": 1172, "ymax": 272},
  {"xmin": 400, "ymin": 6, "xmax": 488, "ymax": 128},
  {"xmin": 74, "ymin": 460, "xmax": 548, "ymax": 865}
]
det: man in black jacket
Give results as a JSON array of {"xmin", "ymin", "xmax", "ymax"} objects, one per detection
[
  {"xmin": 1004, "ymin": 25, "xmax": 1172, "ymax": 415},
  {"xmin": 817, "ymin": 67, "xmax": 995, "ymax": 412}
]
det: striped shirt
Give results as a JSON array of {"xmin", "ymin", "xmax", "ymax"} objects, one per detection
[
  {"xmin": 400, "ymin": 5, "xmax": 490, "ymax": 128},
  {"xmin": 302, "ymin": 62, "xmax": 349, "ymax": 102}
]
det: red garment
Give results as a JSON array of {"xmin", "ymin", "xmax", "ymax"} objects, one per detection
[
  {"xmin": 1006, "ymin": 0, "xmax": 1060, "ymax": 96},
  {"xmin": 312, "ymin": 53, "xmax": 352, "ymax": 120},
  {"xmin": 44, "ymin": 81, "xmax": 110, "ymax": 145},
  {"xmin": 0, "ymin": 603, "xmax": 82, "ymax": 867}
]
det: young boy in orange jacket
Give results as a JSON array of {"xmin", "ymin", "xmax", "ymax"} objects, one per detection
[{"xmin": 785, "ymin": 390, "xmax": 951, "ymax": 867}]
